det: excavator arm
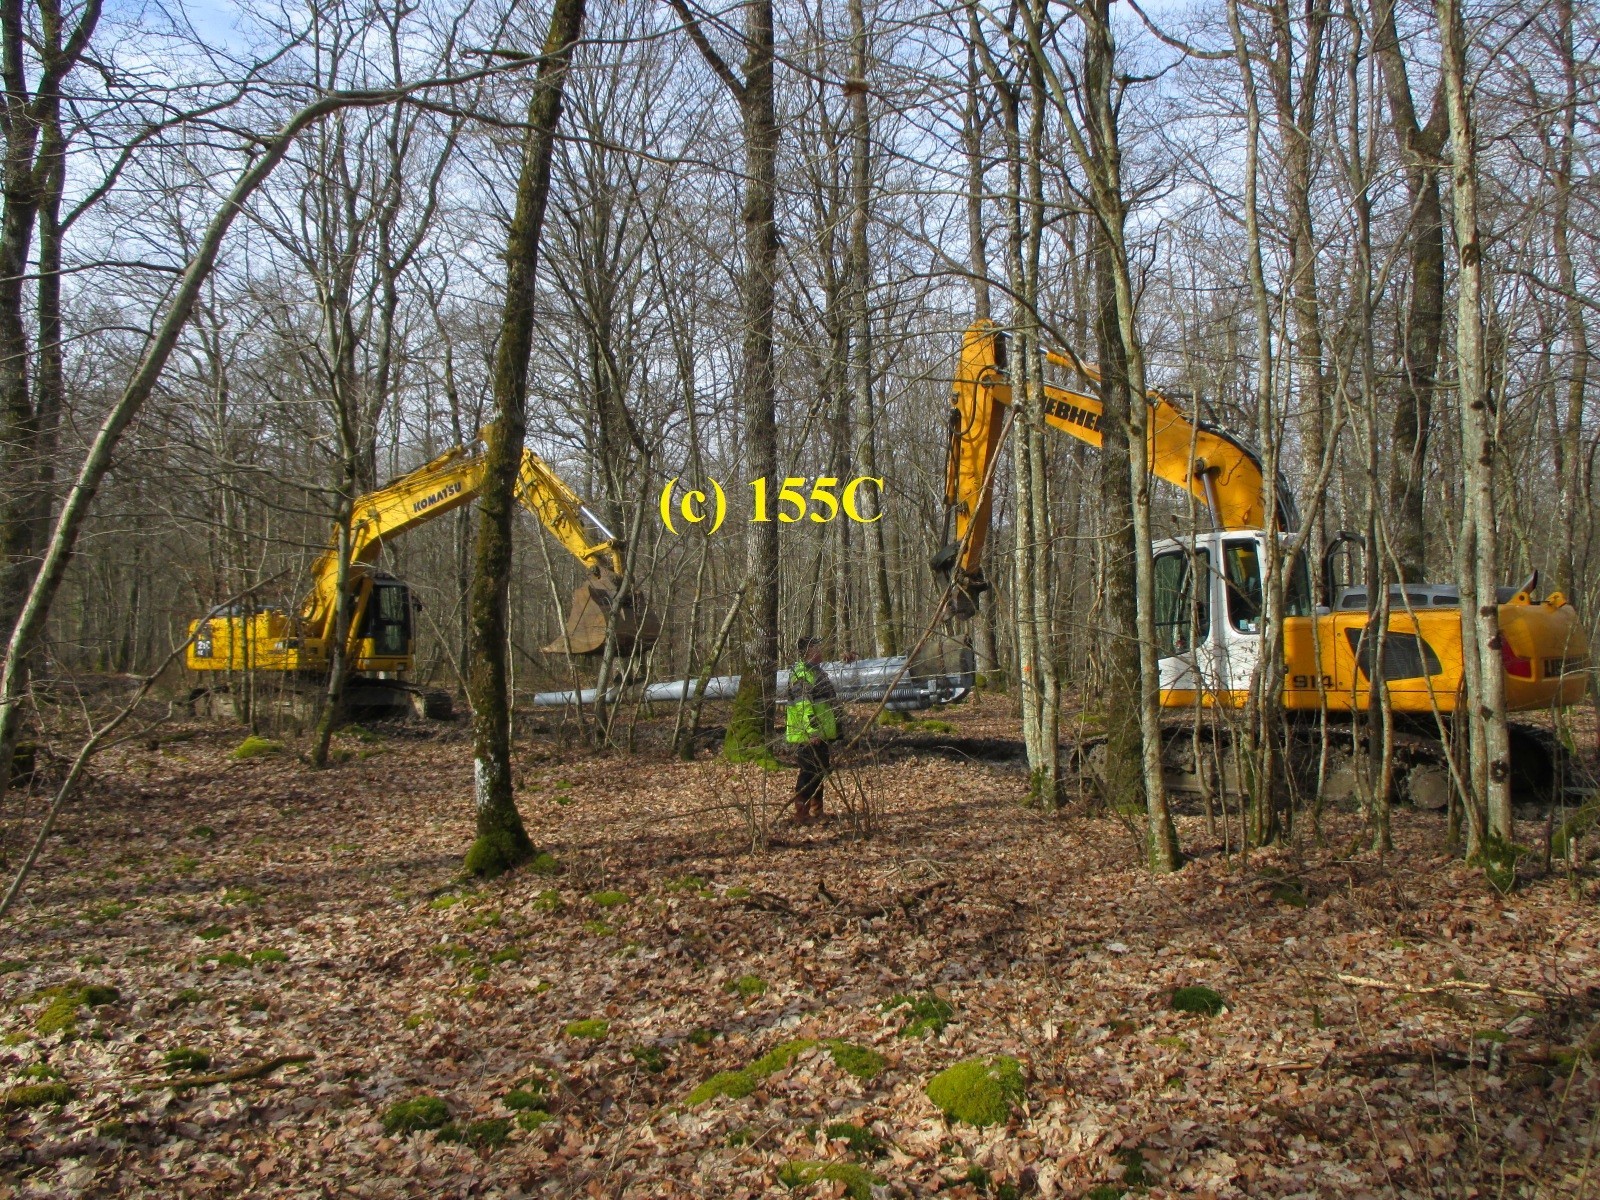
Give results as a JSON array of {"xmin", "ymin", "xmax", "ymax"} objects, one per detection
[
  {"xmin": 299, "ymin": 429, "xmax": 647, "ymax": 655},
  {"xmin": 935, "ymin": 320, "xmax": 1295, "ymax": 613}
]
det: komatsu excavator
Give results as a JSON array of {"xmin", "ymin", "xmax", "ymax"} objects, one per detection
[
  {"xmin": 935, "ymin": 320, "xmax": 1591, "ymax": 805},
  {"xmin": 186, "ymin": 430, "xmax": 659, "ymax": 720}
]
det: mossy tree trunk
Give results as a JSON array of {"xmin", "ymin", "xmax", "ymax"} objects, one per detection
[
  {"xmin": 670, "ymin": 0, "xmax": 779, "ymax": 762},
  {"xmin": 464, "ymin": 0, "xmax": 586, "ymax": 878},
  {"xmin": 1090, "ymin": 227, "xmax": 1143, "ymax": 819}
]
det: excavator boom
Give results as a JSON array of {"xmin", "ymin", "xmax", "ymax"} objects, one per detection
[
  {"xmin": 934, "ymin": 319, "xmax": 1588, "ymax": 734},
  {"xmin": 189, "ymin": 427, "xmax": 657, "ymax": 684},
  {"xmin": 939, "ymin": 320, "xmax": 1292, "ymax": 611}
]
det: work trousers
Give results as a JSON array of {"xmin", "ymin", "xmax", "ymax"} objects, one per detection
[{"xmin": 794, "ymin": 740, "xmax": 831, "ymax": 812}]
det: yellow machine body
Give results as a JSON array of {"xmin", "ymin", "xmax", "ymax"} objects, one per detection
[
  {"xmin": 187, "ymin": 430, "xmax": 657, "ymax": 683},
  {"xmin": 939, "ymin": 321, "xmax": 1590, "ymax": 722}
]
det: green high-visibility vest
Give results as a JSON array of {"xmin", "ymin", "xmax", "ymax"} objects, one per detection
[{"xmin": 784, "ymin": 663, "xmax": 838, "ymax": 743}]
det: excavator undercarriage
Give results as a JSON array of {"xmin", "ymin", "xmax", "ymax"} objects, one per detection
[{"xmin": 1079, "ymin": 714, "xmax": 1586, "ymax": 816}]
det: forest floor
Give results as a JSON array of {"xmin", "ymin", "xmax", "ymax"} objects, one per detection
[{"xmin": 2, "ymin": 691, "xmax": 1599, "ymax": 1199}]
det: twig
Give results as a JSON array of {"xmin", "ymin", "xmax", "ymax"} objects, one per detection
[
  {"xmin": 168, "ymin": 1053, "xmax": 316, "ymax": 1090},
  {"xmin": 1331, "ymin": 971, "xmax": 1550, "ymax": 1004}
]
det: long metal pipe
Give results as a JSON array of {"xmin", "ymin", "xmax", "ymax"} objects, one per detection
[{"xmin": 529, "ymin": 653, "xmax": 971, "ymax": 711}]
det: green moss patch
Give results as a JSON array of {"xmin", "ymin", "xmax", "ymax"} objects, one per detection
[
  {"xmin": 777, "ymin": 1160, "xmax": 880, "ymax": 1198},
  {"xmin": 516, "ymin": 1109, "xmax": 555, "ymax": 1131},
  {"xmin": 381, "ymin": 1095, "xmax": 451, "ymax": 1135},
  {"xmin": 1477, "ymin": 833, "xmax": 1528, "ymax": 896},
  {"xmin": 3, "ymin": 1082, "xmax": 74, "ymax": 1110},
  {"xmin": 726, "ymin": 974, "xmax": 767, "ymax": 999},
  {"xmin": 687, "ymin": 1038, "xmax": 816, "ymax": 1105},
  {"xmin": 688, "ymin": 1069, "xmax": 756, "ymax": 1105},
  {"xmin": 197, "ymin": 925, "xmax": 230, "ymax": 940},
  {"xmin": 529, "ymin": 852, "xmax": 561, "ymax": 875},
  {"xmin": 586, "ymin": 890, "xmax": 630, "ymax": 908},
  {"xmin": 464, "ymin": 826, "xmax": 535, "ymax": 879},
  {"xmin": 630, "ymin": 1045, "xmax": 667, "ymax": 1073},
  {"xmin": 503, "ymin": 1087, "xmax": 545, "ymax": 1111},
  {"xmin": 822, "ymin": 1120, "xmax": 886, "ymax": 1156},
  {"xmin": 200, "ymin": 950, "xmax": 250, "ymax": 969},
  {"xmin": 438, "ymin": 1117, "xmax": 511, "ymax": 1149},
  {"xmin": 222, "ymin": 888, "xmax": 262, "ymax": 907},
  {"xmin": 884, "ymin": 991, "xmax": 952, "ymax": 1038},
  {"xmin": 1170, "ymin": 986, "xmax": 1226, "ymax": 1017},
  {"xmin": 250, "ymin": 948, "xmax": 287, "ymax": 964},
  {"xmin": 564, "ymin": 1019, "xmax": 610, "ymax": 1040},
  {"xmin": 84, "ymin": 900, "xmax": 131, "ymax": 923},
  {"xmin": 231, "ymin": 736, "xmax": 283, "ymax": 760},
  {"xmin": 925, "ymin": 1055, "xmax": 1024, "ymax": 1127},
  {"xmin": 164, "ymin": 1047, "xmax": 211, "ymax": 1072},
  {"xmin": 824, "ymin": 1040, "xmax": 886, "ymax": 1080},
  {"xmin": 33, "ymin": 984, "xmax": 119, "ymax": 1037},
  {"xmin": 722, "ymin": 677, "xmax": 780, "ymax": 767},
  {"xmin": 665, "ymin": 875, "xmax": 707, "ymax": 893},
  {"xmin": 581, "ymin": 920, "xmax": 615, "ymax": 937}
]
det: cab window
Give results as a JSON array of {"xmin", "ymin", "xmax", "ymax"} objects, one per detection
[
  {"xmin": 1154, "ymin": 549, "xmax": 1209, "ymax": 656},
  {"xmin": 1284, "ymin": 550, "xmax": 1313, "ymax": 616},
  {"xmin": 1223, "ymin": 541, "xmax": 1263, "ymax": 633},
  {"xmin": 361, "ymin": 583, "xmax": 411, "ymax": 656}
]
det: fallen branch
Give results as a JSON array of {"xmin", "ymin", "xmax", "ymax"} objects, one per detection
[
  {"xmin": 1332, "ymin": 971, "xmax": 1550, "ymax": 1004},
  {"xmin": 170, "ymin": 1053, "xmax": 315, "ymax": 1090}
]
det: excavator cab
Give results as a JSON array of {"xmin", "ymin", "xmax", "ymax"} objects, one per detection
[{"xmin": 350, "ymin": 574, "xmax": 414, "ymax": 671}]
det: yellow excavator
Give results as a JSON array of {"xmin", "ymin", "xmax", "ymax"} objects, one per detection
[
  {"xmin": 186, "ymin": 430, "xmax": 659, "ymax": 720},
  {"xmin": 936, "ymin": 320, "xmax": 1591, "ymax": 805}
]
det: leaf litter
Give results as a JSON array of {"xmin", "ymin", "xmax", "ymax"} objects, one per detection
[{"xmin": 0, "ymin": 698, "xmax": 1597, "ymax": 1197}]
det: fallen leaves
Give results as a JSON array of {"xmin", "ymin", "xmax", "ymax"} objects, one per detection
[{"xmin": 0, "ymin": 702, "xmax": 1596, "ymax": 1197}]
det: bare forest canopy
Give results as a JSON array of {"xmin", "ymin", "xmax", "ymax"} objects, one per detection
[{"xmin": 0, "ymin": 0, "xmax": 1591, "ymax": 701}]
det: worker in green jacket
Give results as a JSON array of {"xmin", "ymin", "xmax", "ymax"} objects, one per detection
[{"xmin": 785, "ymin": 635, "xmax": 838, "ymax": 824}]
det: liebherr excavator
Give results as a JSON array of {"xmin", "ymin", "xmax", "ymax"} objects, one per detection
[
  {"xmin": 186, "ymin": 431, "xmax": 659, "ymax": 720},
  {"xmin": 935, "ymin": 320, "xmax": 1591, "ymax": 805}
]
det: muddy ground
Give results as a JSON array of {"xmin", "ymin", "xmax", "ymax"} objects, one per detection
[{"xmin": 2, "ymin": 692, "xmax": 1598, "ymax": 1198}]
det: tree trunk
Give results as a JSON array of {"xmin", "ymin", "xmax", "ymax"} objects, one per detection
[
  {"xmin": 1374, "ymin": 0, "xmax": 1447, "ymax": 583},
  {"xmin": 1089, "ymin": 9, "xmax": 1177, "ymax": 870},
  {"xmin": 847, "ymin": 0, "xmax": 894, "ymax": 658},
  {"xmin": 1091, "ymin": 227, "xmax": 1143, "ymax": 818},
  {"xmin": 1436, "ymin": 0, "xmax": 1511, "ymax": 844},
  {"xmin": 1226, "ymin": 0, "xmax": 1284, "ymax": 847},
  {"xmin": 672, "ymin": 0, "xmax": 781, "ymax": 762},
  {"xmin": 464, "ymin": 0, "xmax": 587, "ymax": 877}
]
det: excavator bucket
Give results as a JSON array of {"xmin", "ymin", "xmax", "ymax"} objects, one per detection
[{"xmin": 543, "ymin": 570, "xmax": 661, "ymax": 657}]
